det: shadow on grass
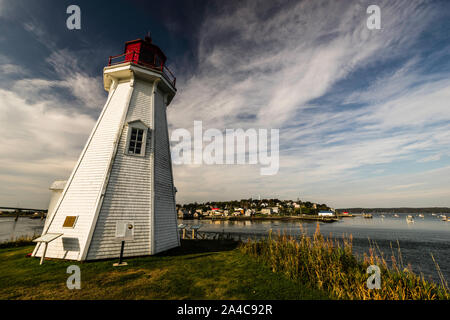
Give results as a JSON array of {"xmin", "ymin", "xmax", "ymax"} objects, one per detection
[{"xmin": 156, "ymin": 239, "xmax": 240, "ymax": 257}]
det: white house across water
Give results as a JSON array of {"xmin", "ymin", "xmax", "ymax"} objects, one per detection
[
  {"xmin": 318, "ymin": 210, "xmax": 335, "ymax": 217},
  {"xmin": 33, "ymin": 35, "xmax": 180, "ymax": 261}
]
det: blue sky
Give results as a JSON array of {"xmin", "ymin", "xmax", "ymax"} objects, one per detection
[{"xmin": 0, "ymin": 0, "xmax": 449, "ymax": 209}]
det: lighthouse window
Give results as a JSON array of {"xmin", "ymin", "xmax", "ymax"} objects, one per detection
[
  {"xmin": 155, "ymin": 55, "xmax": 161, "ymax": 68},
  {"xmin": 127, "ymin": 127, "xmax": 146, "ymax": 155}
]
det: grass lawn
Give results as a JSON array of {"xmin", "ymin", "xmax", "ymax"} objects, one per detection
[{"xmin": 0, "ymin": 240, "xmax": 329, "ymax": 300}]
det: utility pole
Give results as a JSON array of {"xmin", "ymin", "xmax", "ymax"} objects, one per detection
[{"xmin": 299, "ymin": 196, "xmax": 302, "ymax": 215}]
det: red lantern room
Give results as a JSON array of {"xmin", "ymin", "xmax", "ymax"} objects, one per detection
[
  {"xmin": 123, "ymin": 34, "xmax": 167, "ymax": 69},
  {"xmin": 108, "ymin": 33, "xmax": 176, "ymax": 87}
]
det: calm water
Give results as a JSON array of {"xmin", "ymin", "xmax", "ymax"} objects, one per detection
[
  {"xmin": 1, "ymin": 214, "xmax": 448, "ymax": 284},
  {"xmin": 0, "ymin": 217, "xmax": 44, "ymax": 242},
  {"xmin": 180, "ymin": 213, "xmax": 450, "ymax": 284}
]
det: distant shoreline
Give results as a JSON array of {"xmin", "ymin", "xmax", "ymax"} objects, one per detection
[
  {"xmin": 337, "ymin": 207, "xmax": 450, "ymax": 213},
  {"xmin": 0, "ymin": 213, "xmax": 45, "ymax": 218},
  {"xmin": 180, "ymin": 214, "xmax": 342, "ymax": 223}
]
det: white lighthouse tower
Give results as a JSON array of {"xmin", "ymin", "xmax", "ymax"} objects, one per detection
[{"xmin": 33, "ymin": 35, "xmax": 180, "ymax": 261}]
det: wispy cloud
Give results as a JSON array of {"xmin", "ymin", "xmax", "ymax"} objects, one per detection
[
  {"xmin": 168, "ymin": 0, "xmax": 450, "ymax": 205},
  {"xmin": 0, "ymin": 85, "xmax": 96, "ymax": 207},
  {"xmin": 0, "ymin": 0, "xmax": 449, "ymax": 208},
  {"xmin": 0, "ymin": 20, "xmax": 104, "ymax": 207},
  {"xmin": 418, "ymin": 154, "xmax": 442, "ymax": 163},
  {"xmin": 170, "ymin": 0, "xmax": 439, "ymax": 127},
  {"xmin": 388, "ymin": 183, "xmax": 425, "ymax": 190}
]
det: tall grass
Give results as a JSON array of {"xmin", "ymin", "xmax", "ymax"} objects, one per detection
[{"xmin": 240, "ymin": 224, "xmax": 449, "ymax": 300}]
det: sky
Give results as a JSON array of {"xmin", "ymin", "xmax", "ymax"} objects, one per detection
[{"xmin": 0, "ymin": 0, "xmax": 449, "ymax": 209}]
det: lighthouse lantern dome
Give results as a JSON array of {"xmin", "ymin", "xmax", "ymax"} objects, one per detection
[{"xmin": 123, "ymin": 34, "xmax": 167, "ymax": 70}]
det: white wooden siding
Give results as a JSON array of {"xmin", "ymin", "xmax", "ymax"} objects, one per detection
[
  {"xmin": 34, "ymin": 82, "xmax": 132, "ymax": 260},
  {"xmin": 86, "ymin": 80, "xmax": 154, "ymax": 260},
  {"xmin": 153, "ymin": 89, "xmax": 179, "ymax": 253}
]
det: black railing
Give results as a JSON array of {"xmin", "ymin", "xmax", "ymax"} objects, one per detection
[{"xmin": 108, "ymin": 51, "xmax": 176, "ymax": 88}]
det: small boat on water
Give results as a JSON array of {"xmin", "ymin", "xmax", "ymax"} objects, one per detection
[
  {"xmin": 393, "ymin": 214, "xmax": 400, "ymax": 218},
  {"xmin": 380, "ymin": 214, "xmax": 385, "ymax": 218},
  {"xmin": 442, "ymin": 216, "xmax": 448, "ymax": 222},
  {"xmin": 418, "ymin": 214, "xmax": 424, "ymax": 218},
  {"xmin": 363, "ymin": 213, "xmax": 373, "ymax": 219},
  {"xmin": 406, "ymin": 215, "xmax": 414, "ymax": 223},
  {"xmin": 431, "ymin": 213, "xmax": 436, "ymax": 216}
]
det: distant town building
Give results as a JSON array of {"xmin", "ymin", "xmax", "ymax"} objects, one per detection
[
  {"xmin": 245, "ymin": 209, "xmax": 255, "ymax": 217},
  {"xmin": 318, "ymin": 210, "xmax": 335, "ymax": 217},
  {"xmin": 261, "ymin": 208, "xmax": 272, "ymax": 215},
  {"xmin": 178, "ymin": 209, "xmax": 192, "ymax": 219}
]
